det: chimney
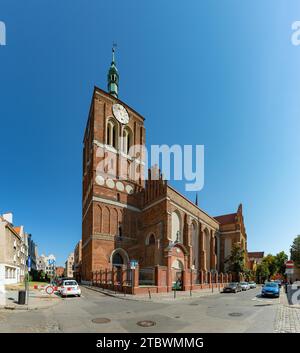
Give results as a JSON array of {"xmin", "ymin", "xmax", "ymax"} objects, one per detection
[{"xmin": 2, "ymin": 212, "xmax": 13, "ymax": 224}]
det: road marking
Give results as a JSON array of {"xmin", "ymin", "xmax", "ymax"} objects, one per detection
[{"xmin": 252, "ymin": 296, "xmax": 279, "ymax": 304}]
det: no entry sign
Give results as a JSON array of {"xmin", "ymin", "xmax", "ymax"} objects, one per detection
[{"xmin": 286, "ymin": 260, "xmax": 294, "ymax": 269}]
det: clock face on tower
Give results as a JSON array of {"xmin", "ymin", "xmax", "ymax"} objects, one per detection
[{"xmin": 112, "ymin": 103, "xmax": 129, "ymax": 124}]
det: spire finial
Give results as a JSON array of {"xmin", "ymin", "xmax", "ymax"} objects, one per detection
[
  {"xmin": 112, "ymin": 42, "xmax": 117, "ymax": 63},
  {"xmin": 107, "ymin": 43, "xmax": 119, "ymax": 98}
]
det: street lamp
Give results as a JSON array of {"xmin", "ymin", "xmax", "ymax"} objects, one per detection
[{"xmin": 190, "ymin": 264, "xmax": 195, "ymax": 297}]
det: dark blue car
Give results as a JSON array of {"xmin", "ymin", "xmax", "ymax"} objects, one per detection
[{"xmin": 261, "ymin": 282, "xmax": 280, "ymax": 298}]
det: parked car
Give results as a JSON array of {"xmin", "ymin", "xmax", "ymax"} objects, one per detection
[
  {"xmin": 240, "ymin": 282, "xmax": 250, "ymax": 291},
  {"xmin": 223, "ymin": 282, "xmax": 242, "ymax": 293},
  {"xmin": 274, "ymin": 279, "xmax": 282, "ymax": 288},
  {"xmin": 261, "ymin": 282, "xmax": 280, "ymax": 298},
  {"xmin": 56, "ymin": 277, "xmax": 73, "ymax": 287},
  {"xmin": 60, "ymin": 280, "xmax": 81, "ymax": 298},
  {"xmin": 249, "ymin": 281, "xmax": 256, "ymax": 289}
]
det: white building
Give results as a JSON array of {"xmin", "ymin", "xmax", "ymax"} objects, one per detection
[
  {"xmin": 37, "ymin": 254, "xmax": 56, "ymax": 277},
  {"xmin": 0, "ymin": 213, "xmax": 28, "ymax": 285}
]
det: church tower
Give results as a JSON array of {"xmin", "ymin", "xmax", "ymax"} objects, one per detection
[{"xmin": 81, "ymin": 48, "xmax": 146, "ymax": 281}]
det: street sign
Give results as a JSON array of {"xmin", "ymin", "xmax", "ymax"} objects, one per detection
[
  {"xmin": 130, "ymin": 260, "xmax": 138, "ymax": 269},
  {"xmin": 285, "ymin": 260, "xmax": 294, "ymax": 269},
  {"xmin": 48, "ymin": 259, "xmax": 55, "ymax": 266},
  {"xmin": 27, "ymin": 256, "xmax": 31, "ymax": 272}
]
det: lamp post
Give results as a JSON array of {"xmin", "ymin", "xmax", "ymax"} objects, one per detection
[{"xmin": 190, "ymin": 265, "xmax": 195, "ymax": 296}]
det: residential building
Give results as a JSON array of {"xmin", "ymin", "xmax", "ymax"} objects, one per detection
[
  {"xmin": 55, "ymin": 266, "xmax": 65, "ymax": 277},
  {"xmin": 0, "ymin": 213, "xmax": 28, "ymax": 284},
  {"xmin": 27, "ymin": 234, "xmax": 38, "ymax": 271},
  {"xmin": 65, "ymin": 253, "xmax": 74, "ymax": 278},
  {"xmin": 74, "ymin": 240, "xmax": 82, "ymax": 282},
  {"xmin": 37, "ymin": 254, "xmax": 56, "ymax": 277}
]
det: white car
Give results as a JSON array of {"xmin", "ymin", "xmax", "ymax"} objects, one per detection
[
  {"xmin": 240, "ymin": 282, "xmax": 250, "ymax": 291},
  {"xmin": 60, "ymin": 280, "xmax": 81, "ymax": 297},
  {"xmin": 249, "ymin": 281, "xmax": 257, "ymax": 289}
]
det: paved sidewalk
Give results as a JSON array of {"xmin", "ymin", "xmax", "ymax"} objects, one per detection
[
  {"xmin": 273, "ymin": 289, "xmax": 300, "ymax": 333},
  {"xmin": 0, "ymin": 289, "xmax": 61, "ymax": 311},
  {"xmin": 274, "ymin": 305, "xmax": 300, "ymax": 333},
  {"xmin": 83, "ymin": 284, "xmax": 230, "ymax": 303}
]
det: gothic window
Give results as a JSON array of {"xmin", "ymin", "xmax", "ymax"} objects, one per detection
[
  {"xmin": 204, "ymin": 228, "xmax": 211, "ymax": 270},
  {"xmin": 140, "ymin": 127, "xmax": 143, "ymax": 145},
  {"xmin": 171, "ymin": 211, "xmax": 181, "ymax": 242},
  {"xmin": 146, "ymin": 234, "xmax": 155, "ymax": 245},
  {"xmin": 191, "ymin": 222, "xmax": 199, "ymax": 269},
  {"xmin": 106, "ymin": 119, "xmax": 118, "ymax": 149},
  {"xmin": 112, "ymin": 253, "xmax": 123, "ymax": 267},
  {"xmin": 122, "ymin": 127, "xmax": 132, "ymax": 155}
]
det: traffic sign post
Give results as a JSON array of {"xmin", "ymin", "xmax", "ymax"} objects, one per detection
[
  {"xmin": 130, "ymin": 260, "xmax": 138, "ymax": 270},
  {"xmin": 26, "ymin": 256, "xmax": 31, "ymax": 307},
  {"xmin": 285, "ymin": 260, "xmax": 294, "ymax": 283}
]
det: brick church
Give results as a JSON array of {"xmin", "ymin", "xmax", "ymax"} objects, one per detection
[{"xmin": 81, "ymin": 49, "xmax": 248, "ymax": 286}]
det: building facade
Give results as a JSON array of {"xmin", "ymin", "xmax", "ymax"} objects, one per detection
[
  {"xmin": 0, "ymin": 213, "xmax": 28, "ymax": 284},
  {"xmin": 215, "ymin": 204, "xmax": 248, "ymax": 273},
  {"xmin": 81, "ymin": 50, "xmax": 248, "ymax": 286},
  {"xmin": 247, "ymin": 251, "xmax": 264, "ymax": 271},
  {"xmin": 65, "ymin": 253, "xmax": 74, "ymax": 278},
  {"xmin": 37, "ymin": 254, "xmax": 56, "ymax": 277},
  {"xmin": 74, "ymin": 240, "xmax": 82, "ymax": 282},
  {"xmin": 55, "ymin": 266, "xmax": 65, "ymax": 277},
  {"xmin": 27, "ymin": 233, "xmax": 38, "ymax": 272}
]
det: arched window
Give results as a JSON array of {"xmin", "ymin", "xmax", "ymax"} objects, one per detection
[
  {"xmin": 171, "ymin": 211, "xmax": 181, "ymax": 242},
  {"xmin": 204, "ymin": 228, "xmax": 211, "ymax": 270},
  {"xmin": 145, "ymin": 233, "xmax": 156, "ymax": 246},
  {"xmin": 191, "ymin": 222, "xmax": 199, "ymax": 269},
  {"xmin": 122, "ymin": 127, "xmax": 132, "ymax": 155},
  {"xmin": 112, "ymin": 253, "xmax": 123, "ymax": 267},
  {"xmin": 106, "ymin": 119, "xmax": 118, "ymax": 149},
  {"xmin": 171, "ymin": 259, "xmax": 184, "ymax": 270}
]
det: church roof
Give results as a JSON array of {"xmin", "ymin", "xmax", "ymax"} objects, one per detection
[
  {"xmin": 214, "ymin": 213, "xmax": 237, "ymax": 224},
  {"xmin": 248, "ymin": 251, "xmax": 264, "ymax": 259}
]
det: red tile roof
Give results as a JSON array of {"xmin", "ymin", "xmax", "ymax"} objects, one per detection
[
  {"xmin": 214, "ymin": 213, "xmax": 237, "ymax": 224},
  {"xmin": 13, "ymin": 226, "xmax": 21, "ymax": 234}
]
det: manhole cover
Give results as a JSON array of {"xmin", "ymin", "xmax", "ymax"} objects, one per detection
[
  {"xmin": 228, "ymin": 312, "xmax": 243, "ymax": 317},
  {"xmin": 189, "ymin": 303, "xmax": 199, "ymax": 306},
  {"xmin": 137, "ymin": 320, "xmax": 156, "ymax": 327},
  {"xmin": 92, "ymin": 318, "xmax": 111, "ymax": 324}
]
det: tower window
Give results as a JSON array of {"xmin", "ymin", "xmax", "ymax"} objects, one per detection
[
  {"xmin": 122, "ymin": 127, "xmax": 132, "ymax": 155},
  {"xmin": 107, "ymin": 119, "xmax": 118, "ymax": 149}
]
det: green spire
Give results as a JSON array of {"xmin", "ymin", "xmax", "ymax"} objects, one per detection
[{"xmin": 107, "ymin": 45, "xmax": 119, "ymax": 98}]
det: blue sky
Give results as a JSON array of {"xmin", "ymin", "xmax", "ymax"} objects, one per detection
[{"xmin": 1, "ymin": 1, "xmax": 300, "ymax": 265}]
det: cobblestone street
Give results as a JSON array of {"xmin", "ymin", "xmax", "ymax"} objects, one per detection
[{"xmin": 274, "ymin": 305, "xmax": 300, "ymax": 333}]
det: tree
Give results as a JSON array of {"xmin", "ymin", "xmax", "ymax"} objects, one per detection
[
  {"xmin": 290, "ymin": 235, "xmax": 300, "ymax": 267},
  {"xmin": 274, "ymin": 251, "xmax": 288, "ymax": 275},
  {"xmin": 256, "ymin": 262, "xmax": 270, "ymax": 283},
  {"xmin": 262, "ymin": 254, "xmax": 277, "ymax": 278},
  {"xmin": 225, "ymin": 243, "xmax": 246, "ymax": 274}
]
